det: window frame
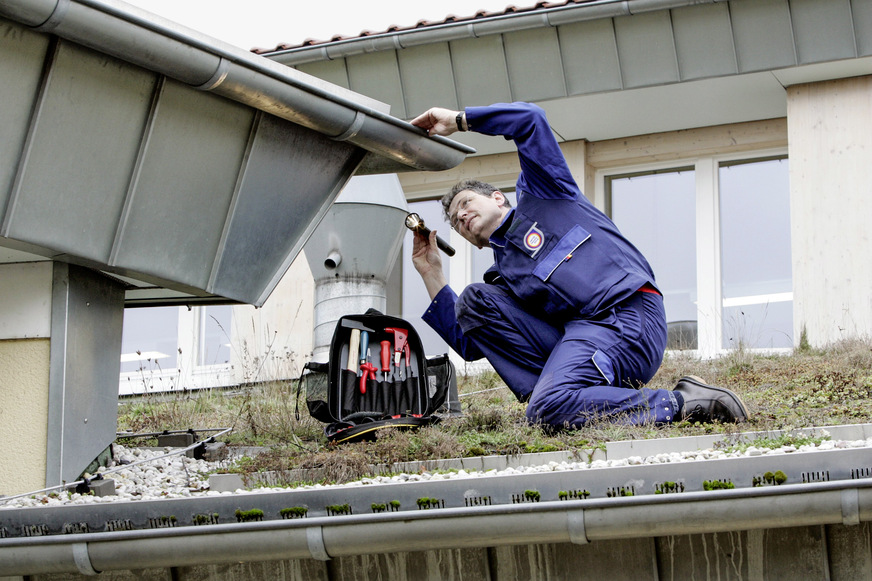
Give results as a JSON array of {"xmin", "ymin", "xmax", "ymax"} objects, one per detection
[
  {"xmin": 119, "ymin": 305, "xmax": 235, "ymax": 395},
  {"xmin": 596, "ymin": 147, "xmax": 790, "ymax": 357}
]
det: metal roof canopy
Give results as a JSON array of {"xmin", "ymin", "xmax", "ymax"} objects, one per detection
[{"xmin": 0, "ymin": 0, "xmax": 472, "ymax": 306}]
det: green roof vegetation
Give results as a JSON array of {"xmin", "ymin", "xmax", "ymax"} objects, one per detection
[{"xmin": 117, "ymin": 338, "xmax": 872, "ymax": 486}]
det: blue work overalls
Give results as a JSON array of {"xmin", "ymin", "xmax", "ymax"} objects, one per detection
[{"xmin": 422, "ymin": 102, "xmax": 678, "ymax": 428}]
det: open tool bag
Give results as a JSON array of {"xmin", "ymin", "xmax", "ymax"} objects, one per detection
[{"xmin": 297, "ymin": 310, "xmax": 456, "ymax": 444}]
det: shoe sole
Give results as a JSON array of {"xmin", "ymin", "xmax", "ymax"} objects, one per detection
[{"xmin": 679, "ymin": 375, "xmax": 750, "ymax": 421}]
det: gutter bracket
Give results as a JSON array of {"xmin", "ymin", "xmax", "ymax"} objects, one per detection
[
  {"xmin": 306, "ymin": 526, "xmax": 332, "ymax": 561},
  {"xmin": 841, "ymin": 488, "xmax": 861, "ymax": 526},
  {"xmin": 567, "ymin": 509, "xmax": 589, "ymax": 545},
  {"xmin": 33, "ymin": 0, "xmax": 69, "ymax": 32},
  {"xmin": 72, "ymin": 542, "xmax": 100, "ymax": 576},
  {"xmin": 332, "ymin": 111, "xmax": 366, "ymax": 142},
  {"xmin": 195, "ymin": 57, "xmax": 230, "ymax": 91}
]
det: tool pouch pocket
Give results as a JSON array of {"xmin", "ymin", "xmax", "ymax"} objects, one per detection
[{"xmin": 296, "ymin": 309, "xmax": 456, "ymax": 443}]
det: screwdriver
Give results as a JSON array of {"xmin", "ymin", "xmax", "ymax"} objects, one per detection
[
  {"xmin": 403, "ymin": 342, "xmax": 412, "ymax": 380},
  {"xmin": 359, "ymin": 330, "xmax": 370, "ymax": 369},
  {"xmin": 380, "ymin": 340, "xmax": 392, "ymax": 381}
]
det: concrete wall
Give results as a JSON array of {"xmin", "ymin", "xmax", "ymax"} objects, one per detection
[
  {"xmin": 787, "ymin": 75, "xmax": 872, "ymax": 347},
  {"xmin": 9, "ymin": 522, "xmax": 872, "ymax": 580}
]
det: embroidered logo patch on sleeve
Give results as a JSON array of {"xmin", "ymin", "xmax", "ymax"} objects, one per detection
[{"xmin": 524, "ymin": 223, "xmax": 545, "ymax": 257}]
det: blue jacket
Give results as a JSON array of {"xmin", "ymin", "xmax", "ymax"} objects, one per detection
[{"xmin": 423, "ymin": 102, "xmax": 657, "ymax": 357}]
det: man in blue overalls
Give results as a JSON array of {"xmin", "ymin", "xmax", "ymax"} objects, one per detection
[{"xmin": 410, "ymin": 102, "xmax": 748, "ymax": 430}]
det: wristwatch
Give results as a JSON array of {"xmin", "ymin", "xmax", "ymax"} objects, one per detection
[{"xmin": 455, "ymin": 112, "xmax": 465, "ymax": 132}]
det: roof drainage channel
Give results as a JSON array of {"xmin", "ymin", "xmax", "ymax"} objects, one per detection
[
  {"xmin": 2, "ymin": 465, "xmax": 872, "ymax": 573},
  {"xmin": 3, "ymin": 444, "xmax": 872, "ymax": 573},
  {"xmin": 2, "ymin": 445, "xmax": 871, "ymax": 537}
]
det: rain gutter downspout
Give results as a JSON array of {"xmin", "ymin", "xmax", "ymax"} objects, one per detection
[
  {"xmin": 2, "ymin": 478, "xmax": 872, "ymax": 575},
  {"xmin": 264, "ymin": 0, "xmax": 727, "ymax": 64},
  {"xmin": 0, "ymin": 0, "xmax": 473, "ymax": 172}
]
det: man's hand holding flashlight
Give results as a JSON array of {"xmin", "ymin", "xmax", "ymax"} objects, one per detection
[{"xmin": 411, "ymin": 228, "xmax": 448, "ymax": 301}]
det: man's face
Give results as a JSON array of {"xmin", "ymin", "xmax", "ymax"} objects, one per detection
[{"xmin": 447, "ymin": 190, "xmax": 508, "ymax": 248}]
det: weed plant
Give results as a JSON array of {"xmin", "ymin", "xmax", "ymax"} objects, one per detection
[{"xmin": 117, "ymin": 337, "xmax": 872, "ymax": 486}]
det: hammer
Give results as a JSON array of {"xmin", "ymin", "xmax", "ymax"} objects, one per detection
[{"xmin": 341, "ymin": 319, "xmax": 376, "ymax": 374}]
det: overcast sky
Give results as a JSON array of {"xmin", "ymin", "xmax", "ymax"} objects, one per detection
[{"xmin": 123, "ymin": 0, "xmax": 516, "ymax": 51}]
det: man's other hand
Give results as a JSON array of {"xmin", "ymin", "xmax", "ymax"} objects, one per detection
[{"xmin": 410, "ymin": 107, "xmax": 460, "ymax": 137}]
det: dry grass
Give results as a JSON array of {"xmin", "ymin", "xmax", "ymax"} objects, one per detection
[{"xmin": 117, "ymin": 337, "xmax": 872, "ymax": 485}]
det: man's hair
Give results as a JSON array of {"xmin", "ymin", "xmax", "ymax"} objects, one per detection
[{"xmin": 440, "ymin": 179, "xmax": 512, "ymax": 222}]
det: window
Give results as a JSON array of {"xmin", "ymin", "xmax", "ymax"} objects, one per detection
[
  {"xmin": 399, "ymin": 151, "xmax": 791, "ymax": 359},
  {"xmin": 609, "ymin": 169, "xmax": 697, "ymax": 348},
  {"xmin": 120, "ymin": 306, "xmax": 179, "ymax": 374},
  {"xmin": 602, "ymin": 152, "xmax": 791, "ymax": 355},
  {"xmin": 119, "ymin": 304, "xmax": 234, "ymax": 395},
  {"xmin": 198, "ymin": 305, "xmax": 232, "ymax": 366},
  {"xmin": 719, "ymin": 158, "xmax": 792, "ymax": 349}
]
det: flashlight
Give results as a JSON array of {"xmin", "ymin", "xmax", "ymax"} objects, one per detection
[{"xmin": 405, "ymin": 213, "xmax": 455, "ymax": 256}]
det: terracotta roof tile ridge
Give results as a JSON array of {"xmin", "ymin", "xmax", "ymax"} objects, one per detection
[{"xmin": 253, "ymin": 0, "xmax": 602, "ymax": 54}]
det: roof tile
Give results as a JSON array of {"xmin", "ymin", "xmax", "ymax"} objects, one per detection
[{"xmin": 253, "ymin": 1, "xmax": 597, "ymax": 54}]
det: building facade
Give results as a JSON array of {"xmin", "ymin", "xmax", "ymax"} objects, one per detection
[{"xmin": 123, "ymin": 0, "xmax": 872, "ymax": 389}]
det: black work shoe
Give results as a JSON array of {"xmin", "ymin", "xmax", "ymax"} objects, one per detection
[{"xmin": 674, "ymin": 375, "xmax": 749, "ymax": 423}]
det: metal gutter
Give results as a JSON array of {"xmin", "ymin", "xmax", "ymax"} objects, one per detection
[
  {"xmin": 0, "ymin": 0, "xmax": 474, "ymax": 172},
  {"xmin": 3, "ymin": 442, "xmax": 872, "ymax": 575},
  {"xmin": 1, "ymin": 479, "xmax": 871, "ymax": 575},
  {"xmin": 265, "ymin": 0, "xmax": 726, "ymax": 64}
]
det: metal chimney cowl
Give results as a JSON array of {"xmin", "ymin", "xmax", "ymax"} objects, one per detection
[{"xmin": 304, "ymin": 174, "xmax": 408, "ymax": 362}]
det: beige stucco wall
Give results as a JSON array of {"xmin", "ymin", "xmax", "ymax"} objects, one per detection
[
  {"xmin": 0, "ymin": 338, "xmax": 50, "ymax": 495},
  {"xmin": 787, "ymin": 76, "xmax": 872, "ymax": 346},
  {"xmin": 230, "ymin": 252, "xmax": 315, "ymax": 382}
]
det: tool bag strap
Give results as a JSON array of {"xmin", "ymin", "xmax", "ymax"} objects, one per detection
[{"xmin": 295, "ymin": 361, "xmax": 328, "ymax": 421}]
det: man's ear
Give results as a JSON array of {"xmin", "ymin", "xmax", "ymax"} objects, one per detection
[{"xmin": 492, "ymin": 190, "xmax": 505, "ymax": 206}]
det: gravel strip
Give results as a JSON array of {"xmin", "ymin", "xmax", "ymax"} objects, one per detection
[{"xmin": 3, "ymin": 430, "xmax": 870, "ymax": 510}]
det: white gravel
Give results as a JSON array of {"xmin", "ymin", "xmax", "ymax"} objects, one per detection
[{"xmin": 2, "ymin": 431, "xmax": 870, "ymax": 510}]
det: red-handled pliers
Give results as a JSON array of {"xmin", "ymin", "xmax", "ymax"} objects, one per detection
[{"xmin": 359, "ymin": 361, "xmax": 377, "ymax": 394}]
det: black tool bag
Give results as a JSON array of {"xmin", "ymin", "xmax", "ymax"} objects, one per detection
[{"xmin": 296, "ymin": 310, "xmax": 456, "ymax": 444}]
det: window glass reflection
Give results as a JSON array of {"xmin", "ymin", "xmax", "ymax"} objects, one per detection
[
  {"xmin": 200, "ymin": 305, "xmax": 232, "ymax": 365},
  {"xmin": 120, "ymin": 306, "xmax": 179, "ymax": 374},
  {"xmin": 610, "ymin": 170, "xmax": 697, "ymax": 349},
  {"xmin": 719, "ymin": 158, "xmax": 792, "ymax": 348}
]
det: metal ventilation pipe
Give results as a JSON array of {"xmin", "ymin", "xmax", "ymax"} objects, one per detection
[
  {"xmin": 324, "ymin": 251, "xmax": 342, "ymax": 270},
  {"xmin": 304, "ymin": 175, "xmax": 408, "ymax": 362}
]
